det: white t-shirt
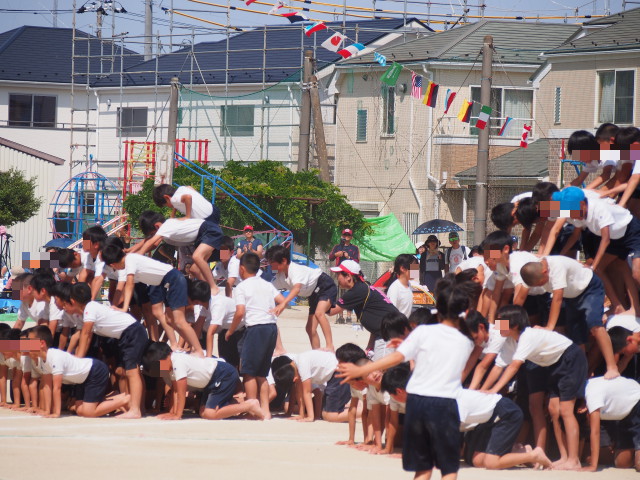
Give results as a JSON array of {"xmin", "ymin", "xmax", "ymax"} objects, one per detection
[
  {"xmin": 457, "ymin": 256, "xmax": 490, "ymax": 288},
  {"xmin": 68, "ymin": 250, "xmax": 95, "ymax": 278},
  {"xmin": 632, "ymin": 159, "xmax": 640, "ymax": 176},
  {"xmin": 95, "ymin": 257, "xmax": 126, "ymax": 281},
  {"xmin": 496, "ymin": 337, "xmax": 517, "ymax": 368},
  {"xmin": 234, "ymin": 276, "xmax": 280, "ymax": 326},
  {"xmin": 209, "ymin": 294, "xmax": 238, "ymax": 330},
  {"xmin": 83, "ymin": 301, "xmax": 136, "ymax": 339},
  {"xmin": 483, "ymin": 323, "xmax": 507, "ymax": 357},
  {"xmin": 568, "ymin": 197, "xmax": 632, "ymax": 239},
  {"xmin": 170, "ymin": 351, "xmax": 218, "ymax": 389},
  {"xmin": 606, "ymin": 314, "xmax": 640, "ymax": 333},
  {"xmin": 45, "ymin": 348, "xmax": 93, "ymax": 384},
  {"xmin": 511, "ymin": 192, "xmax": 532, "ymax": 203},
  {"xmin": 170, "ymin": 186, "xmax": 213, "ymax": 220},
  {"xmin": 289, "ymin": 350, "xmax": 337, "ymax": 385},
  {"xmin": 272, "ymin": 262, "xmax": 323, "ymax": 298},
  {"xmin": 61, "ymin": 311, "xmax": 84, "ymax": 329},
  {"xmin": 213, "ymin": 261, "xmax": 230, "ymax": 283},
  {"xmin": 397, "ymin": 323, "xmax": 474, "ymax": 398},
  {"xmin": 512, "ymin": 327, "xmax": 573, "ymax": 367},
  {"xmin": 586, "ymin": 376, "xmax": 640, "ymax": 420},
  {"xmin": 366, "ymin": 384, "xmax": 390, "ymax": 408},
  {"xmin": 447, "ymin": 245, "xmax": 468, "ymax": 273},
  {"xmin": 386, "ymin": 279, "xmax": 413, "ymax": 317},
  {"xmin": 226, "ymin": 255, "xmax": 262, "ymax": 285},
  {"xmin": 157, "ymin": 218, "xmax": 205, "ymax": 246},
  {"xmin": 18, "ymin": 297, "xmax": 63, "ymax": 324},
  {"xmin": 389, "ymin": 396, "xmax": 405, "ymax": 413},
  {"xmin": 542, "ymin": 255, "xmax": 593, "ymax": 299},
  {"xmin": 124, "ymin": 253, "xmax": 173, "ymax": 286},
  {"xmin": 457, "ymin": 389, "xmax": 502, "ymax": 430},
  {"xmin": 507, "ymin": 252, "xmax": 545, "ymax": 295}
]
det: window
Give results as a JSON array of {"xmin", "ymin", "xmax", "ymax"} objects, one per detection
[
  {"xmin": 381, "ymin": 85, "xmax": 395, "ymax": 136},
  {"xmin": 470, "ymin": 87, "xmax": 533, "ymax": 137},
  {"xmin": 220, "ymin": 105, "xmax": 254, "ymax": 137},
  {"xmin": 402, "ymin": 212, "xmax": 419, "ymax": 243},
  {"xmin": 598, "ymin": 70, "xmax": 634, "ymax": 124},
  {"xmin": 9, "ymin": 94, "xmax": 56, "ymax": 128},
  {"xmin": 356, "ymin": 109, "xmax": 367, "ymax": 142},
  {"xmin": 554, "ymin": 87, "xmax": 561, "ymax": 124},
  {"xmin": 117, "ymin": 107, "xmax": 147, "ymax": 137}
]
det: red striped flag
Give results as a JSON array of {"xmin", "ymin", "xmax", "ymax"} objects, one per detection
[
  {"xmin": 422, "ymin": 80, "xmax": 439, "ymax": 108},
  {"xmin": 281, "ymin": 11, "xmax": 308, "ymax": 23},
  {"xmin": 444, "ymin": 89, "xmax": 456, "ymax": 114},
  {"xmin": 520, "ymin": 124, "xmax": 532, "ymax": 148},
  {"xmin": 411, "ymin": 73, "xmax": 422, "ymax": 99},
  {"xmin": 304, "ymin": 22, "xmax": 327, "ymax": 36}
]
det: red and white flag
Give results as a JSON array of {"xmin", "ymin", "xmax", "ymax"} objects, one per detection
[
  {"xmin": 520, "ymin": 124, "xmax": 532, "ymax": 148},
  {"xmin": 245, "ymin": 0, "xmax": 257, "ymax": 5},
  {"xmin": 321, "ymin": 33, "xmax": 346, "ymax": 52},
  {"xmin": 268, "ymin": 0, "xmax": 287, "ymax": 14}
]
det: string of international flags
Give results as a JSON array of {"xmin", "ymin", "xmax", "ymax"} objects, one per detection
[{"xmin": 273, "ymin": 2, "xmax": 531, "ymax": 147}]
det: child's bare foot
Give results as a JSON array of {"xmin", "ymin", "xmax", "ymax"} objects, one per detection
[
  {"xmin": 116, "ymin": 410, "xmax": 142, "ymax": 419},
  {"xmin": 555, "ymin": 459, "xmax": 581, "ymax": 471},
  {"xmin": 336, "ymin": 440, "xmax": 355, "ymax": 446},
  {"xmin": 533, "ymin": 447, "xmax": 552, "ymax": 469},
  {"xmin": 552, "ymin": 458, "xmax": 567, "ymax": 469},
  {"xmin": 246, "ymin": 399, "xmax": 265, "ymax": 420}
]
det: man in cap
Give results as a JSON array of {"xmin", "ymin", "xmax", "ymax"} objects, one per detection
[
  {"xmin": 445, "ymin": 231, "xmax": 468, "ymax": 273},
  {"xmin": 236, "ymin": 225, "xmax": 264, "ymax": 259}
]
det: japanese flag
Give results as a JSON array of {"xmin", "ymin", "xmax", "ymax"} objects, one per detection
[{"xmin": 321, "ymin": 33, "xmax": 346, "ymax": 52}]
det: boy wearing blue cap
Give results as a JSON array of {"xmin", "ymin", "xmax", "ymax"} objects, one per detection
[{"xmin": 547, "ymin": 186, "xmax": 640, "ymax": 317}]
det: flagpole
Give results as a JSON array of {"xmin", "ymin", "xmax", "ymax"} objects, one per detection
[{"xmin": 473, "ymin": 35, "xmax": 493, "ymax": 243}]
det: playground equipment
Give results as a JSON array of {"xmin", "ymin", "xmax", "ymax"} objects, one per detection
[{"xmin": 48, "ymin": 171, "xmax": 124, "ymax": 242}]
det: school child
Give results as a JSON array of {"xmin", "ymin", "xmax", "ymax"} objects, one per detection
[
  {"xmin": 380, "ymin": 311, "xmax": 412, "ymax": 350},
  {"xmin": 465, "ymin": 310, "xmax": 505, "ymax": 391},
  {"xmin": 29, "ymin": 272, "xmax": 64, "ymax": 336},
  {"xmin": 568, "ymin": 129, "xmax": 616, "ymax": 189},
  {"xmin": 520, "ymin": 256, "xmax": 619, "ymax": 379},
  {"xmin": 225, "ymin": 253, "xmax": 287, "ymax": 419},
  {"xmin": 272, "ymin": 349, "xmax": 351, "ymax": 423},
  {"xmin": 90, "ymin": 236, "xmax": 127, "ymax": 303},
  {"xmin": 583, "ymin": 376, "xmax": 640, "ymax": 471},
  {"xmin": 334, "ymin": 343, "xmax": 370, "ymax": 447},
  {"xmin": 457, "ymin": 389, "xmax": 552, "ymax": 470},
  {"xmin": 549, "ymin": 186, "xmax": 640, "ymax": 315},
  {"xmin": 210, "ymin": 236, "xmax": 238, "ymax": 297},
  {"xmin": 350, "ymin": 357, "xmax": 389, "ymax": 453},
  {"xmin": 77, "ymin": 226, "xmax": 108, "ymax": 297},
  {"xmin": 338, "ymin": 283, "xmax": 477, "ymax": 480},
  {"xmin": 101, "ymin": 243, "xmax": 204, "ymax": 357},
  {"xmin": 29, "ymin": 326, "xmax": 130, "ymax": 417},
  {"xmin": 153, "ymin": 183, "xmax": 221, "ymax": 224},
  {"xmin": 136, "ymin": 210, "xmax": 223, "ymax": 295},
  {"xmin": 380, "ymin": 362, "xmax": 411, "ymax": 455},
  {"xmin": 601, "ymin": 127, "xmax": 640, "ymax": 217},
  {"xmin": 266, "ymin": 245, "xmax": 336, "ymax": 350},
  {"xmin": 49, "ymin": 282, "xmax": 83, "ymax": 353},
  {"xmin": 608, "ymin": 320, "xmax": 640, "ymax": 377},
  {"xmin": 66, "ymin": 283, "xmax": 147, "ymax": 419},
  {"xmin": 0, "ymin": 324, "xmax": 10, "ymax": 406},
  {"xmin": 142, "ymin": 342, "xmax": 263, "ymax": 420},
  {"xmin": 57, "ymin": 248, "xmax": 96, "ymax": 284},
  {"xmin": 0, "ymin": 328, "xmax": 30, "ymax": 409},
  {"xmin": 486, "ymin": 305, "xmax": 588, "ymax": 471},
  {"xmin": 386, "ymin": 254, "xmax": 417, "ymax": 318}
]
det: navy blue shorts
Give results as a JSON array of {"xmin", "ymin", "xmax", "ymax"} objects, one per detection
[
  {"xmin": 240, "ymin": 323, "xmax": 277, "ymax": 377},
  {"xmin": 485, "ymin": 397, "xmax": 524, "ymax": 456},
  {"xmin": 218, "ymin": 327, "xmax": 244, "ymax": 370},
  {"xmin": 132, "ymin": 282, "xmax": 150, "ymax": 306},
  {"xmin": 308, "ymin": 272, "xmax": 337, "ymax": 315},
  {"xmin": 195, "ymin": 220, "xmax": 223, "ymax": 250},
  {"xmin": 581, "ymin": 229, "xmax": 600, "ymax": 260},
  {"xmin": 403, "ymin": 394, "xmax": 462, "ymax": 475},
  {"xmin": 322, "ymin": 372, "xmax": 351, "ymax": 413},
  {"xmin": 205, "ymin": 204, "xmax": 221, "ymax": 224},
  {"xmin": 548, "ymin": 343, "xmax": 587, "ymax": 401},
  {"xmin": 117, "ymin": 322, "xmax": 149, "ymax": 370},
  {"xmin": 523, "ymin": 293, "xmax": 550, "ymax": 324},
  {"xmin": 525, "ymin": 360, "xmax": 550, "ymax": 394},
  {"xmin": 75, "ymin": 359, "xmax": 109, "ymax": 403},
  {"xmin": 616, "ymin": 399, "xmax": 640, "ymax": 451},
  {"xmin": 203, "ymin": 360, "xmax": 239, "ymax": 410},
  {"xmin": 148, "ymin": 268, "xmax": 188, "ymax": 310},
  {"xmin": 565, "ymin": 273, "xmax": 605, "ymax": 337},
  {"xmin": 607, "ymin": 216, "xmax": 640, "ymax": 260},
  {"xmin": 551, "ymin": 223, "xmax": 582, "ymax": 255}
]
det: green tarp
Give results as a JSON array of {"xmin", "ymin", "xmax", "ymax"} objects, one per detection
[{"xmin": 332, "ymin": 214, "xmax": 415, "ymax": 262}]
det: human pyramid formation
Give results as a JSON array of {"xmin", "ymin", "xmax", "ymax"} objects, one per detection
[{"xmin": 2, "ymin": 124, "xmax": 640, "ymax": 479}]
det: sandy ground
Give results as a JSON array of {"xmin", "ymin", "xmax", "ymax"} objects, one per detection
[{"xmin": 0, "ymin": 307, "xmax": 636, "ymax": 480}]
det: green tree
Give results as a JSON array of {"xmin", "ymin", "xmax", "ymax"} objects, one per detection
[
  {"xmin": 0, "ymin": 168, "xmax": 42, "ymax": 227},
  {"xmin": 123, "ymin": 161, "xmax": 369, "ymax": 253}
]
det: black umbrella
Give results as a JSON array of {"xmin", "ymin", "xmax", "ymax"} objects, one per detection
[{"xmin": 413, "ymin": 220, "xmax": 464, "ymax": 235}]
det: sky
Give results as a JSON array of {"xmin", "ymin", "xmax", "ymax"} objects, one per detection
[{"xmin": 0, "ymin": 0, "xmax": 629, "ymax": 53}]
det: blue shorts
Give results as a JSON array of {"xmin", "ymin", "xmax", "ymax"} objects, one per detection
[
  {"xmin": 205, "ymin": 204, "xmax": 221, "ymax": 224},
  {"xmin": 322, "ymin": 372, "xmax": 351, "ymax": 413},
  {"xmin": 548, "ymin": 343, "xmax": 587, "ymax": 401},
  {"xmin": 616, "ymin": 399, "xmax": 640, "ymax": 451},
  {"xmin": 195, "ymin": 220, "xmax": 223, "ymax": 250},
  {"xmin": 148, "ymin": 268, "xmax": 188, "ymax": 310},
  {"xmin": 525, "ymin": 360, "xmax": 550, "ymax": 394},
  {"xmin": 132, "ymin": 282, "xmax": 150, "ymax": 306},
  {"xmin": 581, "ymin": 229, "xmax": 600, "ymax": 260},
  {"xmin": 240, "ymin": 323, "xmax": 277, "ymax": 377},
  {"xmin": 551, "ymin": 223, "xmax": 582, "ymax": 255},
  {"xmin": 203, "ymin": 360, "xmax": 239, "ymax": 410},
  {"xmin": 403, "ymin": 394, "xmax": 462, "ymax": 475},
  {"xmin": 75, "ymin": 359, "xmax": 109, "ymax": 403},
  {"xmin": 565, "ymin": 273, "xmax": 605, "ymax": 339},
  {"xmin": 117, "ymin": 322, "xmax": 149, "ymax": 370},
  {"xmin": 308, "ymin": 272, "xmax": 337, "ymax": 315},
  {"xmin": 607, "ymin": 217, "xmax": 640, "ymax": 260}
]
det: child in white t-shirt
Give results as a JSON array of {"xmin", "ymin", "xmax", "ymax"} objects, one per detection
[
  {"xmin": 65, "ymin": 282, "xmax": 147, "ymax": 419},
  {"xmin": 136, "ymin": 210, "xmax": 223, "ymax": 296},
  {"xmin": 153, "ymin": 184, "xmax": 220, "ymax": 223},
  {"xmin": 267, "ymin": 245, "xmax": 336, "ymax": 351},
  {"xmin": 142, "ymin": 342, "xmax": 263, "ymax": 420},
  {"xmin": 334, "ymin": 343, "xmax": 370, "ymax": 446},
  {"xmin": 101, "ymin": 244, "xmax": 204, "ymax": 357},
  {"xmin": 57, "ymin": 248, "xmax": 96, "ymax": 284},
  {"xmin": 386, "ymin": 254, "xmax": 417, "ymax": 318},
  {"xmin": 380, "ymin": 362, "xmax": 411, "ymax": 455},
  {"xmin": 583, "ymin": 376, "xmax": 640, "ymax": 471},
  {"xmin": 29, "ymin": 325, "xmax": 130, "ymax": 417},
  {"xmin": 339, "ymin": 283, "xmax": 477, "ymax": 479},
  {"xmin": 29, "ymin": 273, "xmax": 65, "ymax": 336},
  {"xmin": 487, "ymin": 305, "xmax": 587, "ymax": 471},
  {"xmin": 225, "ymin": 253, "xmax": 286, "ymax": 420}
]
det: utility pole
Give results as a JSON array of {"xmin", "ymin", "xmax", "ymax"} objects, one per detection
[
  {"xmin": 144, "ymin": 0, "xmax": 153, "ymax": 61},
  {"xmin": 297, "ymin": 50, "xmax": 313, "ymax": 171},
  {"xmin": 96, "ymin": 8, "xmax": 103, "ymax": 38},
  {"xmin": 309, "ymin": 73, "xmax": 330, "ymax": 182},
  {"xmin": 473, "ymin": 35, "xmax": 493, "ymax": 242},
  {"xmin": 161, "ymin": 76, "xmax": 180, "ymax": 185},
  {"xmin": 53, "ymin": 0, "xmax": 58, "ymax": 27}
]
